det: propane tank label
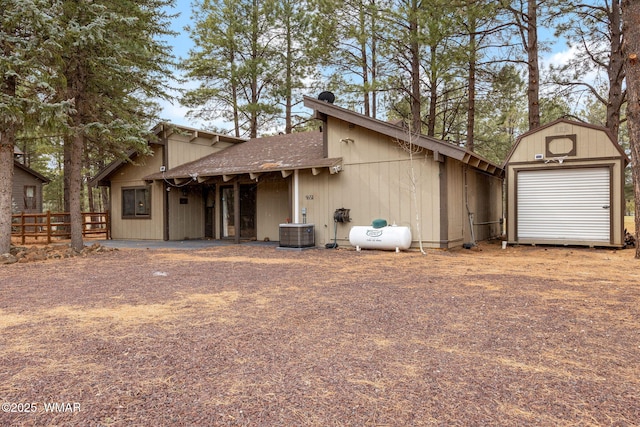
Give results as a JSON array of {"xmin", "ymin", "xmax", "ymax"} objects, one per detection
[{"xmin": 366, "ymin": 229, "xmax": 383, "ymax": 238}]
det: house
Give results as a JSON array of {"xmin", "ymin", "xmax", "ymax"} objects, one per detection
[
  {"xmin": 91, "ymin": 123, "xmax": 246, "ymax": 240},
  {"xmin": 93, "ymin": 95, "xmax": 505, "ymax": 249},
  {"xmin": 503, "ymin": 118, "xmax": 629, "ymax": 247},
  {"xmin": 12, "ymin": 147, "xmax": 49, "ymax": 213}
]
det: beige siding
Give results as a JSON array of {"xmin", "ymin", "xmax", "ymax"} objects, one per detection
[
  {"xmin": 168, "ymin": 186, "xmax": 204, "ymax": 240},
  {"xmin": 110, "ymin": 180, "xmax": 165, "ymax": 240},
  {"xmin": 108, "ymin": 134, "xmax": 237, "ymax": 241},
  {"xmin": 466, "ymin": 169, "xmax": 504, "ymax": 242},
  {"xmin": 109, "ymin": 146, "xmax": 165, "ymax": 240},
  {"xmin": 166, "ymin": 135, "xmax": 235, "ymax": 169},
  {"xmin": 256, "ymin": 175, "xmax": 289, "ymax": 241},
  {"xmin": 445, "ymin": 162, "xmax": 503, "ymax": 247},
  {"xmin": 303, "ymin": 118, "xmax": 444, "ymax": 248},
  {"xmin": 446, "ymin": 160, "xmax": 465, "ymax": 245},
  {"xmin": 105, "ymin": 122, "xmax": 502, "ymax": 247},
  {"xmin": 326, "ymin": 116, "xmax": 406, "ymax": 163},
  {"xmin": 508, "ymin": 122, "xmax": 621, "ymax": 163},
  {"xmin": 298, "ymin": 170, "xmax": 331, "ymax": 244}
]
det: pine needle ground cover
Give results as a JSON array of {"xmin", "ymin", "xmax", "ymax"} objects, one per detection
[{"xmin": 1, "ymin": 242, "xmax": 639, "ymax": 426}]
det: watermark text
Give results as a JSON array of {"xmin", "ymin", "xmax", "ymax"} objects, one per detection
[{"xmin": 2, "ymin": 402, "xmax": 81, "ymax": 413}]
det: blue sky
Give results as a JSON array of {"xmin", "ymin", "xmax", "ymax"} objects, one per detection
[{"xmin": 157, "ymin": 0, "xmax": 197, "ymax": 128}]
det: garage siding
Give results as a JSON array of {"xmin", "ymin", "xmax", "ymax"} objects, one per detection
[{"xmin": 517, "ymin": 168, "xmax": 610, "ymax": 242}]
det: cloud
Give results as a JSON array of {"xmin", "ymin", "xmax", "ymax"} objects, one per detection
[
  {"xmin": 545, "ymin": 44, "xmax": 580, "ymax": 68},
  {"xmin": 157, "ymin": 97, "xmax": 196, "ymax": 127}
]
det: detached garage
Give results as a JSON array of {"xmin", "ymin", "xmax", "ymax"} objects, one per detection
[{"xmin": 504, "ymin": 119, "xmax": 629, "ymax": 247}]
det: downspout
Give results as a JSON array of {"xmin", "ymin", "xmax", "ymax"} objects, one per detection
[{"xmin": 294, "ymin": 169, "xmax": 300, "ymax": 223}]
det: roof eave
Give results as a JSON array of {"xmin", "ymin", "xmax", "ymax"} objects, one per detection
[
  {"xmin": 144, "ymin": 158, "xmax": 344, "ymax": 182},
  {"xmin": 153, "ymin": 122, "xmax": 246, "ymax": 145}
]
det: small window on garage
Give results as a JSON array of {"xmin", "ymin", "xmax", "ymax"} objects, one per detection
[{"xmin": 122, "ymin": 186, "xmax": 151, "ymax": 219}]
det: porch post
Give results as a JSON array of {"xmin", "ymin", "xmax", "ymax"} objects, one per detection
[
  {"xmin": 293, "ymin": 169, "xmax": 300, "ymax": 223},
  {"xmin": 234, "ymin": 179, "xmax": 240, "ymax": 244}
]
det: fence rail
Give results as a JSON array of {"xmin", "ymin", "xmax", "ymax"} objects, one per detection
[{"xmin": 11, "ymin": 211, "xmax": 110, "ymax": 244}]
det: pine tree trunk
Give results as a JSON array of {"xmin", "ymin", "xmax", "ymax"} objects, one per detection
[
  {"xmin": 409, "ymin": 0, "xmax": 422, "ymax": 134},
  {"xmin": 467, "ymin": 18, "xmax": 477, "ymax": 152},
  {"xmin": 285, "ymin": 14, "xmax": 293, "ymax": 134},
  {"xmin": 359, "ymin": 4, "xmax": 370, "ymax": 118},
  {"xmin": 69, "ymin": 130, "xmax": 84, "ymax": 251},
  {"xmin": 0, "ymin": 131, "xmax": 15, "ymax": 255},
  {"xmin": 0, "ymin": 73, "xmax": 17, "ymax": 254},
  {"xmin": 605, "ymin": 0, "xmax": 624, "ymax": 139},
  {"xmin": 86, "ymin": 182, "xmax": 94, "ymax": 213},
  {"xmin": 63, "ymin": 135, "xmax": 72, "ymax": 213},
  {"xmin": 427, "ymin": 44, "xmax": 438, "ymax": 137},
  {"xmin": 101, "ymin": 186, "xmax": 109, "ymax": 213},
  {"xmin": 527, "ymin": 0, "xmax": 540, "ymax": 130},
  {"xmin": 621, "ymin": 0, "xmax": 640, "ymax": 259}
]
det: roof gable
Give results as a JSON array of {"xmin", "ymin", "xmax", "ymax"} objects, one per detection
[
  {"xmin": 503, "ymin": 118, "xmax": 630, "ymax": 166},
  {"xmin": 303, "ymin": 96, "xmax": 503, "ymax": 176},
  {"xmin": 144, "ymin": 131, "xmax": 342, "ymax": 182},
  {"xmin": 91, "ymin": 123, "xmax": 246, "ymax": 186},
  {"xmin": 14, "ymin": 161, "xmax": 50, "ymax": 183}
]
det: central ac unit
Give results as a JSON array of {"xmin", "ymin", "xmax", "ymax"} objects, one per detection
[{"xmin": 279, "ymin": 224, "xmax": 315, "ymax": 248}]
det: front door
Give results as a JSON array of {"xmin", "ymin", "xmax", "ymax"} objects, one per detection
[
  {"xmin": 221, "ymin": 184, "xmax": 257, "ymax": 239},
  {"xmin": 204, "ymin": 185, "xmax": 215, "ymax": 238}
]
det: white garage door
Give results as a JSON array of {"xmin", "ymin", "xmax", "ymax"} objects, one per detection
[{"xmin": 517, "ymin": 168, "xmax": 610, "ymax": 242}]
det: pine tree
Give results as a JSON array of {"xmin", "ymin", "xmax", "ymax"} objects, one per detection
[
  {"xmin": 551, "ymin": 0, "xmax": 625, "ymax": 139},
  {"xmin": 504, "ymin": 0, "xmax": 542, "ymax": 131},
  {"xmin": 475, "ymin": 64, "xmax": 527, "ymax": 163},
  {"xmin": 55, "ymin": 0, "xmax": 176, "ymax": 251},
  {"xmin": 182, "ymin": 0, "xmax": 282, "ymax": 138},
  {"xmin": 271, "ymin": 0, "xmax": 323, "ymax": 133},
  {"xmin": 0, "ymin": 0, "xmax": 68, "ymax": 254},
  {"xmin": 621, "ymin": 0, "xmax": 640, "ymax": 258},
  {"xmin": 313, "ymin": 0, "xmax": 388, "ymax": 118},
  {"xmin": 457, "ymin": 0, "xmax": 507, "ymax": 151}
]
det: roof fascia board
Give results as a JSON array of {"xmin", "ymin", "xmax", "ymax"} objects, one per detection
[
  {"xmin": 156, "ymin": 122, "xmax": 245, "ymax": 145},
  {"xmin": 145, "ymin": 158, "xmax": 343, "ymax": 182}
]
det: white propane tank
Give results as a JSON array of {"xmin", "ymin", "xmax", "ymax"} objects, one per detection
[{"xmin": 349, "ymin": 224, "xmax": 412, "ymax": 251}]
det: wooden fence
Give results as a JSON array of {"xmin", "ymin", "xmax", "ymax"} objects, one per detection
[{"xmin": 11, "ymin": 211, "xmax": 110, "ymax": 244}]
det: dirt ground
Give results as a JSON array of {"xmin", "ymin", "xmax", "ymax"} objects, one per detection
[{"xmin": 1, "ymin": 239, "xmax": 639, "ymax": 426}]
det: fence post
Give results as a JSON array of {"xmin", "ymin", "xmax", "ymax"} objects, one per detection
[
  {"xmin": 46, "ymin": 211, "xmax": 52, "ymax": 244},
  {"xmin": 106, "ymin": 210, "xmax": 110, "ymax": 240},
  {"xmin": 21, "ymin": 212, "xmax": 25, "ymax": 245}
]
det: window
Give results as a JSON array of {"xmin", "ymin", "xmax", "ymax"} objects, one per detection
[
  {"xmin": 122, "ymin": 186, "xmax": 151, "ymax": 219},
  {"xmin": 24, "ymin": 185, "xmax": 36, "ymax": 210}
]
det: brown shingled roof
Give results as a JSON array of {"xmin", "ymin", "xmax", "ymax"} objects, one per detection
[{"xmin": 144, "ymin": 131, "xmax": 342, "ymax": 181}]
